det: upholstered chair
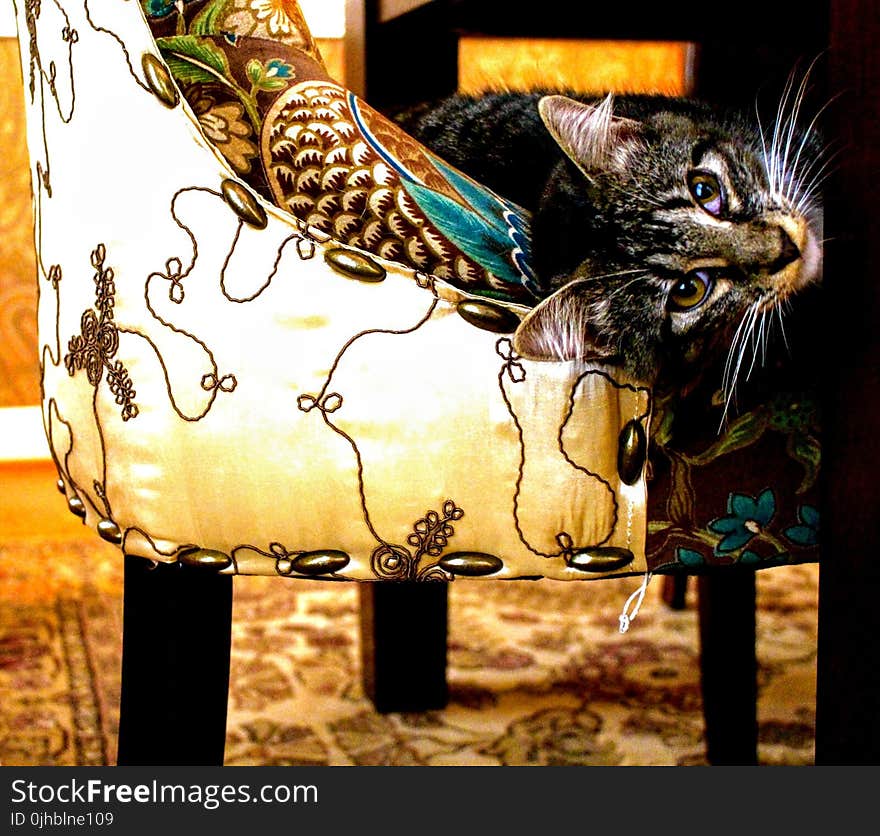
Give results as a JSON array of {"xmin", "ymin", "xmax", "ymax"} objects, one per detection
[{"xmin": 13, "ymin": 0, "xmax": 823, "ymax": 765}]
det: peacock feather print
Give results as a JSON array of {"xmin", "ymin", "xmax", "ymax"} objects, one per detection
[{"xmin": 261, "ymin": 80, "xmax": 539, "ymax": 301}]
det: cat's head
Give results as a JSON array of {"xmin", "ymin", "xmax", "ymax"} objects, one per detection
[{"xmin": 513, "ymin": 91, "xmax": 824, "ymax": 387}]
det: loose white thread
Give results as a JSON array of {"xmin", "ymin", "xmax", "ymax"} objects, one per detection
[{"xmin": 618, "ymin": 571, "xmax": 653, "ymax": 634}]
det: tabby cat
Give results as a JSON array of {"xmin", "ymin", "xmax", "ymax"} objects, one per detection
[{"xmin": 396, "ymin": 87, "xmax": 825, "ymax": 391}]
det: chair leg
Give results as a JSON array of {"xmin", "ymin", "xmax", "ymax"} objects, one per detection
[
  {"xmin": 661, "ymin": 574, "xmax": 689, "ymax": 610},
  {"xmin": 359, "ymin": 581, "xmax": 448, "ymax": 713},
  {"xmin": 697, "ymin": 570, "xmax": 758, "ymax": 765},
  {"xmin": 116, "ymin": 555, "xmax": 233, "ymax": 766}
]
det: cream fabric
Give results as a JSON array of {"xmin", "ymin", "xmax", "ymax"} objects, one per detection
[{"xmin": 16, "ymin": 0, "xmax": 651, "ymax": 581}]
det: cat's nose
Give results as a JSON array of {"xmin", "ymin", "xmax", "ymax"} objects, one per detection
[{"xmin": 772, "ymin": 227, "xmax": 801, "ymax": 273}]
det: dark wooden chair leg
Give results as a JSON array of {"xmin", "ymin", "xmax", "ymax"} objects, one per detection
[
  {"xmin": 661, "ymin": 575, "xmax": 689, "ymax": 610},
  {"xmin": 697, "ymin": 569, "xmax": 758, "ymax": 765},
  {"xmin": 116, "ymin": 555, "xmax": 233, "ymax": 766},
  {"xmin": 359, "ymin": 581, "xmax": 448, "ymax": 713}
]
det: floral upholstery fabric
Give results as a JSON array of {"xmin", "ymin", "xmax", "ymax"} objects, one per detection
[
  {"xmin": 17, "ymin": 0, "xmax": 653, "ymax": 582},
  {"xmin": 13, "ymin": 0, "xmax": 814, "ymax": 578},
  {"xmin": 139, "ymin": 0, "xmax": 821, "ymax": 575},
  {"xmin": 646, "ymin": 372, "xmax": 820, "ymax": 572},
  {"xmin": 143, "ymin": 1, "xmax": 537, "ymax": 302}
]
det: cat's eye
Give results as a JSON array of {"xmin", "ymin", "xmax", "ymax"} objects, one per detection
[
  {"xmin": 668, "ymin": 270, "xmax": 714, "ymax": 311},
  {"xmin": 687, "ymin": 171, "xmax": 725, "ymax": 217}
]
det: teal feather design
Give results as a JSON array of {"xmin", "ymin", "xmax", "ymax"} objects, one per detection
[
  {"xmin": 427, "ymin": 156, "xmax": 537, "ymax": 293},
  {"xmin": 347, "ymin": 92, "xmax": 539, "ymax": 299}
]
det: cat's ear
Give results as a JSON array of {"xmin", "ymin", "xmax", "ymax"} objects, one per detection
[
  {"xmin": 538, "ymin": 93, "xmax": 643, "ymax": 177},
  {"xmin": 512, "ymin": 278, "xmax": 616, "ymax": 364}
]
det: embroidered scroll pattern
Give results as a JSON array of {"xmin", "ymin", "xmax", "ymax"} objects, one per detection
[
  {"xmin": 17, "ymin": 0, "xmax": 657, "ymax": 581},
  {"xmin": 496, "ymin": 338, "xmax": 653, "ymax": 560},
  {"xmin": 294, "ymin": 293, "xmax": 473, "ymax": 581},
  {"xmin": 64, "ymin": 244, "xmax": 139, "ymax": 422},
  {"xmin": 371, "ymin": 501, "xmax": 465, "ymax": 581}
]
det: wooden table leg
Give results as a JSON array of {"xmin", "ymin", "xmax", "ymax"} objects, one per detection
[
  {"xmin": 697, "ymin": 570, "xmax": 758, "ymax": 765},
  {"xmin": 359, "ymin": 581, "xmax": 449, "ymax": 713},
  {"xmin": 116, "ymin": 555, "xmax": 233, "ymax": 766}
]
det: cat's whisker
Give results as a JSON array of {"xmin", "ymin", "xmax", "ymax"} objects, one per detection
[
  {"xmin": 719, "ymin": 318, "xmax": 752, "ymax": 432},
  {"xmin": 779, "ymin": 295, "xmax": 794, "ymax": 321},
  {"xmin": 756, "ymin": 307, "xmax": 769, "ymax": 370},
  {"xmin": 720, "ymin": 316, "xmax": 750, "ymax": 428},
  {"xmin": 631, "ymin": 186, "xmax": 670, "ymax": 209},
  {"xmin": 768, "ymin": 68, "xmax": 799, "ymax": 197},
  {"xmin": 755, "ymin": 102, "xmax": 772, "ymax": 194},
  {"xmin": 785, "ymin": 94, "xmax": 840, "ymax": 206},
  {"xmin": 794, "ymin": 135, "xmax": 842, "ymax": 183},
  {"xmin": 722, "ymin": 306, "xmax": 750, "ymax": 384},
  {"xmin": 771, "ymin": 109, "xmax": 796, "ymax": 201},
  {"xmin": 792, "ymin": 182, "xmax": 825, "ymax": 216},
  {"xmin": 779, "ymin": 68, "xmax": 815, "ymax": 204},
  {"xmin": 744, "ymin": 303, "xmax": 765, "ymax": 382},
  {"xmin": 722, "ymin": 301, "xmax": 759, "ymax": 417},
  {"xmin": 751, "ymin": 306, "xmax": 773, "ymax": 377},
  {"xmin": 577, "ymin": 268, "xmax": 647, "ymax": 283},
  {"xmin": 766, "ymin": 98, "xmax": 783, "ymax": 195},
  {"xmin": 779, "ymin": 298, "xmax": 796, "ymax": 344},
  {"xmin": 790, "ymin": 137, "xmax": 842, "ymax": 198},
  {"xmin": 775, "ymin": 301, "xmax": 791, "ymax": 355},
  {"xmin": 793, "ymin": 145, "xmax": 844, "ymax": 214},
  {"xmin": 778, "ymin": 117, "xmax": 800, "ymax": 203},
  {"xmin": 767, "ymin": 57, "xmax": 822, "ymax": 203},
  {"xmin": 736, "ymin": 303, "xmax": 760, "ymax": 381},
  {"xmin": 603, "ymin": 272, "xmax": 652, "ymax": 302},
  {"xmin": 794, "ymin": 186, "xmax": 826, "ymax": 217},
  {"xmin": 762, "ymin": 305, "xmax": 775, "ymax": 365},
  {"xmin": 605, "ymin": 180, "xmax": 666, "ymax": 209}
]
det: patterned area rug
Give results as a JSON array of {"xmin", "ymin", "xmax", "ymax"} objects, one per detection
[{"xmin": 0, "ymin": 538, "xmax": 818, "ymax": 766}]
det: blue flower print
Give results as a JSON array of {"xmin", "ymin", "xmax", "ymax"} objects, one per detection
[
  {"xmin": 784, "ymin": 505, "xmax": 820, "ymax": 547},
  {"xmin": 708, "ymin": 489, "xmax": 776, "ymax": 554},
  {"xmin": 246, "ymin": 58, "xmax": 296, "ymax": 93},
  {"xmin": 265, "ymin": 59, "xmax": 294, "ymax": 79},
  {"xmin": 676, "ymin": 547, "xmax": 706, "ymax": 567},
  {"xmin": 143, "ymin": 0, "xmax": 184, "ymax": 18}
]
